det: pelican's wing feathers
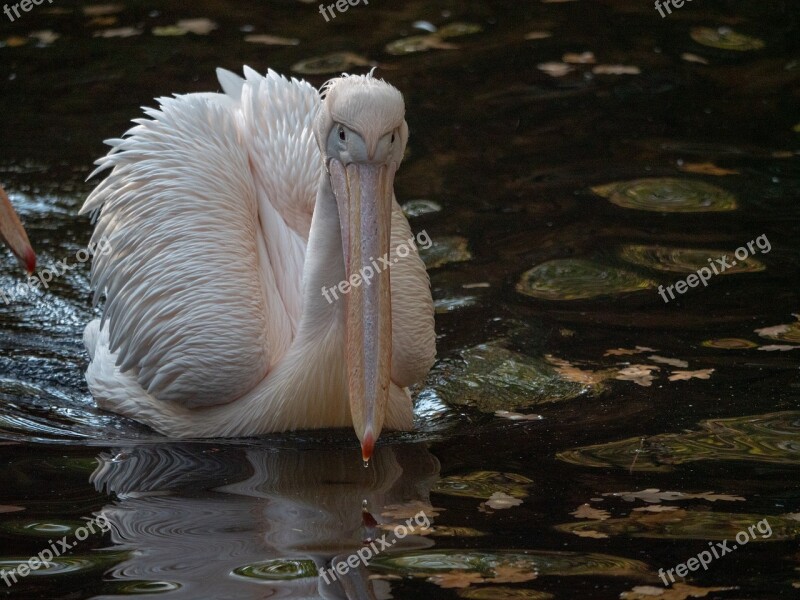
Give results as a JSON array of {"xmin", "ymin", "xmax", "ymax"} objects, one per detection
[{"xmin": 81, "ymin": 68, "xmax": 321, "ymax": 408}]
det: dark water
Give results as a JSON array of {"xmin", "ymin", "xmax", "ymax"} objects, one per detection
[{"xmin": 1, "ymin": 0, "xmax": 799, "ymax": 598}]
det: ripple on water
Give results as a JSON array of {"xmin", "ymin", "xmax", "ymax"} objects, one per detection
[
  {"xmin": 232, "ymin": 559, "xmax": 317, "ymax": 581},
  {"xmin": 591, "ymin": 178, "xmax": 738, "ymax": 212},
  {"xmin": 558, "ymin": 411, "xmax": 800, "ymax": 471},
  {"xmin": 556, "ymin": 510, "xmax": 800, "ymax": 541},
  {"xmin": 369, "ymin": 549, "xmax": 653, "ymax": 580},
  {"xmin": 619, "ymin": 245, "xmax": 765, "ymax": 274},
  {"xmin": 517, "ymin": 259, "xmax": 657, "ymax": 301}
]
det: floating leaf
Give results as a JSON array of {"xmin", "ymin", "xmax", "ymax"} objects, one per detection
[
  {"xmin": 668, "ymin": 369, "xmax": 714, "ymax": 381},
  {"xmin": 537, "ymin": 62, "xmax": 574, "ymax": 77},
  {"xmin": 571, "ymin": 504, "xmax": 610, "ymax": 521},
  {"xmin": 557, "ymin": 510, "xmax": 798, "ymax": 541},
  {"xmin": 525, "ymin": 32, "xmax": 552, "ymax": 40},
  {"xmin": 291, "ymin": 52, "xmax": 372, "ymax": 75},
  {"xmin": 562, "ymin": 51, "xmax": 595, "ymax": 64},
  {"xmin": 28, "ymin": 30, "xmax": 59, "ymax": 45},
  {"xmin": 517, "ymin": 259, "xmax": 657, "ymax": 301},
  {"xmin": 592, "ymin": 65, "xmax": 640, "ymax": 75},
  {"xmin": 385, "ymin": 35, "xmax": 457, "ymax": 55},
  {"xmin": 690, "ymin": 27, "xmax": 764, "ymax": 51},
  {"xmin": 437, "ymin": 22, "xmax": 483, "ymax": 39},
  {"xmin": 492, "ymin": 564, "xmax": 538, "ymax": 583},
  {"xmin": 152, "ymin": 26, "xmax": 187, "ymax": 37},
  {"xmin": 546, "ymin": 355, "xmax": 614, "ymax": 386},
  {"xmin": 602, "ymin": 489, "xmax": 744, "ymax": 503},
  {"xmin": 244, "ymin": 34, "xmax": 299, "ymax": 46},
  {"xmin": 429, "ymin": 571, "xmax": 486, "ymax": 588},
  {"xmin": 621, "ymin": 584, "xmax": 736, "ymax": 600},
  {"xmin": 431, "ymin": 527, "xmax": 486, "ymax": 538},
  {"xmin": 648, "ymin": 355, "xmax": 689, "ymax": 368},
  {"xmin": 572, "ymin": 529, "xmax": 608, "ymax": 538},
  {"xmin": 591, "ymin": 178, "xmax": 737, "ymax": 213},
  {"xmin": 93, "ymin": 27, "xmax": 142, "ymax": 38},
  {"xmin": 82, "ymin": 3, "xmax": 124, "ymax": 17},
  {"xmin": 558, "ymin": 411, "xmax": 800, "ymax": 471},
  {"xmin": 681, "ymin": 53, "xmax": 710, "ymax": 65},
  {"xmin": 759, "ymin": 344, "xmax": 800, "ymax": 352},
  {"xmin": 619, "ymin": 245, "xmax": 763, "ymax": 274},
  {"xmin": 755, "ymin": 316, "xmax": 800, "ymax": 343},
  {"xmin": 702, "ymin": 338, "xmax": 758, "ymax": 349},
  {"xmin": 176, "ymin": 18, "xmax": 218, "ymax": 35},
  {"xmin": 604, "ymin": 347, "xmax": 657, "ymax": 356},
  {"xmin": 616, "ymin": 364, "xmax": 659, "ymax": 387},
  {"xmin": 678, "ymin": 162, "xmax": 738, "ymax": 176},
  {"xmin": 484, "ymin": 492, "xmax": 523, "ymax": 510},
  {"xmin": 382, "ymin": 501, "xmax": 442, "ymax": 520},
  {"xmin": 633, "ymin": 505, "xmax": 679, "ymax": 513}
]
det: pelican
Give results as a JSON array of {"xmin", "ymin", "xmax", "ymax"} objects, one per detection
[
  {"xmin": 81, "ymin": 67, "xmax": 436, "ymax": 459},
  {"xmin": 0, "ymin": 185, "xmax": 36, "ymax": 274}
]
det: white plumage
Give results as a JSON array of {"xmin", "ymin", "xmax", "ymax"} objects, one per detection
[{"xmin": 81, "ymin": 67, "xmax": 436, "ymax": 454}]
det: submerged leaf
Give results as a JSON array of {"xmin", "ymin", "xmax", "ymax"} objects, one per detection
[
  {"xmin": 484, "ymin": 492, "xmax": 523, "ymax": 510},
  {"xmin": 621, "ymin": 583, "xmax": 736, "ymax": 600},
  {"xmin": 571, "ymin": 504, "xmax": 610, "ymax": 521},
  {"xmin": 619, "ymin": 245, "xmax": 764, "ymax": 274},
  {"xmin": 291, "ymin": 52, "xmax": 372, "ymax": 75}
]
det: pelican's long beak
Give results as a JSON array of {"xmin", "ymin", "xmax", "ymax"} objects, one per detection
[
  {"xmin": 0, "ymin": 186, "xmax": 36, "ymax": 274},
  {"xmin": 329, "ymin": 159, "xmax": 395, "ymax": 462}
]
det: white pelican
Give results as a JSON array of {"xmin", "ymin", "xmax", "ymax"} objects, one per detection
[
  {"xmin": 81, "ymin": 67, "xmax": 436, "ymax": 459},
  {"xmin": 0, "ymin": 185, "xmax": 36, "ymax": 274}
]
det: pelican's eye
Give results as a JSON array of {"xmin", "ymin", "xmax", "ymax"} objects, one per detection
[
  {"xmin": 390, "ymin": 133, "xmax": 395, "ymax": 144},
  {"xmin": 338, "ymin": 127, "xmax": 346, "ymax": 142}
]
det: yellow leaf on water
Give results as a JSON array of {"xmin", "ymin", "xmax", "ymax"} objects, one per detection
[
  {"xmin": 681, "ymin": 53, "xmax": 710, "ymax": 65},
  {"xmin": 176, "ymin": 18, "xmax": 218, "ymax": 35},
  {"xmin": 82, "ymin": 3, "xmax": 124, "ymax": 17},
  {"xmin": 495, "ymin": 410, "xmax": 543, "ymax": 421}
]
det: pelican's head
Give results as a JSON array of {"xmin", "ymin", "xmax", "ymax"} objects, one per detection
[
  {"xmin": 314, "ymin": 74, "xmax": 408, "ymax": 462},
  {"xmin": 0, "ymin": 185, "xmax": 36, "ymax": 274}
]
